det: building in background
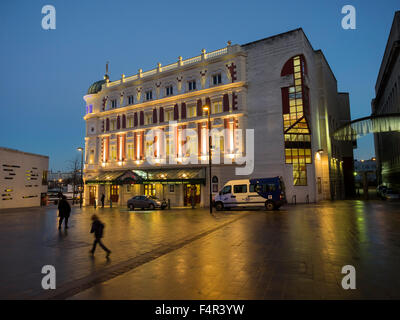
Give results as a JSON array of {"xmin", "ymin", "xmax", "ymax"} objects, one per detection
[
  {"xmin": 372, "ymin": 11, "xmax": 400, "ymax": 190},
  {"xmin": 354, "ymin": 158, "xmax": 377, "ymax": 185},
  {"xmin": 0, "ymin": 147, "xmax": 48, "ymax": 209},
  {"xmin": 82, "ymin": 28, "xmax": 354, "ymax": 207}
]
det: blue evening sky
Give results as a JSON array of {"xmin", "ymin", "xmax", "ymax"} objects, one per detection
[{"xmin": 0, "ymin": 0, "xmax": 398, "ymax": 171}]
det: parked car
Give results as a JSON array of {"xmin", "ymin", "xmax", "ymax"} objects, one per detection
[
  {"xmin": 214, "ymin": 177, "xmax": 286, "ymax": 211},
  {"xmin": 47, "ymin": 191, "xmax": 62, "ymax": 204},
  {"xmin": 127, "ymin": 195, "xmax": 167, "ymax": 210},
  {"xmin": 382, "ymin": 188, "xmax": 400, "ymax": 201},
  {"xmin": 376, "ymin": 185, "xmax": 388, "ymax": 198}
]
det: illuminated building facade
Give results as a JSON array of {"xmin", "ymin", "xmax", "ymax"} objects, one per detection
[
  {"xmin": 83, "ymin": 28, "xmax": 354, "ymax": 207},
  {"xmin": 372, "ymin": 11, "xmax": 400, "ymax": 189}
]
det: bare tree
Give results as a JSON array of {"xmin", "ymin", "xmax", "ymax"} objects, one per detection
[{"xmin": 68, "ymin": 156, "xmax": 80, "ymax": 204}]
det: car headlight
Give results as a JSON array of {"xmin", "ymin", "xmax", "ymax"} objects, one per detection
[{"xmin": 156, "ymin": 201, "xmax": 161, "ymax": 205}]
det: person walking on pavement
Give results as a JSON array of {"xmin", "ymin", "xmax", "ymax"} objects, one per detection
[
  {"xmin": 101, "ymin": 194, "xmax": 105, "ymax": 208},
  {"xmin": 90, "ymin": 214, "xmax": 111, "ymax": 258},
  {"xmin": 58, "ymin": 195, "xmax": 71, "ymax": 230}
]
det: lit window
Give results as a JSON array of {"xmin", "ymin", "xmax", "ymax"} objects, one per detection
[
  {"xmin": 127, "ymin": 143, "xmax": 134, "ymax": 160},
  {"xmin": 144, "ymin": 184, "xmax": 156, "ymax": 196},
  {"xmin": 212, "ymin": 101, "xmax": 222, "ymax": 114},
  {"xmin": 212, "ymin": 74, "xmax": 222, "ymax": 85},
  {"xmin": 110, "ymin": 119, "xmax": 117, "ymax": 131},
  {"xmin": 127, "ymin": 117, "xmax": 133, "ymax": 128},
  {"xmin": 165, "ymin": 86, "xmax": 173, "ymax": 96},
  {"xmin": 145, "ymin": 90, "xmax": 153, "ymax": 101},
  {"xmin": 89, "ymin": 150, "xmax": 95, "ymax": 164},
  {"xmin": 166, "ymin": 110, "xmax": 174, "ymax": 122},
  {"xmin": 188, "ymin": 106, "xmax": 197, "ymax": 118},
  {"xmin": 145, "ymin": 113, "xmax": 153, "ymax": 125},
  {"xmin": 188, "ymin": 80, "xmax": 196, "ymax": 91},
  {"xmin": 110, "ymin": 145, "xmax": 117, "ymax": 161}
]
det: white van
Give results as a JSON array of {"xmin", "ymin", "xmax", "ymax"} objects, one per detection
[{"xmin": 214, "ymin": 177, "xmax": 285, "ymax": 211}]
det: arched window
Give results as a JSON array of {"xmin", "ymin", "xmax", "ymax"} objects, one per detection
[
  {"xmin": 106, "ymin": 118, "xmax": 110, "ymax": 131},
  {"xmin": 122, "ymin": 115, "xmax": 126, "ymax": 129},
  {"xmin": 117, "ymin": 115, "xmax": 121, "ymax": 129}
]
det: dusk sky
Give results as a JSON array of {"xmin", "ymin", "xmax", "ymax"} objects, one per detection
[{"xmin": 0, "ymin": 0, "xmax": 398, "ymax": 172}]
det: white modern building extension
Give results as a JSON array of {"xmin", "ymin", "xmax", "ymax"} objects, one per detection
[
  {"xmin": 82, "ymin": 28, "xmax": 354, "ymax": 207},
  {"xmin": 0, "ymin": 147, "xmax": 49, "ymax": 209}
]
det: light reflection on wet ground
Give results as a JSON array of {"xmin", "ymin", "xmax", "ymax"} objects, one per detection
[{"xmin": 1, "ymin": 200, "xmax": 400, "ymax": 299}]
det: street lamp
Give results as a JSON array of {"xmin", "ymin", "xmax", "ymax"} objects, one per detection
[
  {"xmin": 203, "ymin": 105, "xmax": 212, "ymax": 214},
  {"xmin": 77, "ymin": 147, "xmax": 84, "ymax": 208},
  {"xmin": 58, "ymin": 178, "xmax": 63, "ymax": 193}
]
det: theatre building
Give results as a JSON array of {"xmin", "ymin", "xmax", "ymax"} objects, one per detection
[{"xmin": 82, "ymin": 28, "xmax": 354, "ymax": 207}]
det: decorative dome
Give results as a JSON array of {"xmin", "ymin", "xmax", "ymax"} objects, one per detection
[{"xmin": 87, "ymin": 79, "xmax": 107, "ymax": 94}]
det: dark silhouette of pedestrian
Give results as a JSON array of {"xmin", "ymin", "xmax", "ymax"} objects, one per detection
[
  {"xmin": 101, "ymin": 194, "xmax": 105, "ymax": 208},
  {"xmin": 58, "ymin": 195, "xmax": 71, "ymax": 229},
  {"xmin": 90, "ymin": 215, "xmax": 111, "ymax": 258}
]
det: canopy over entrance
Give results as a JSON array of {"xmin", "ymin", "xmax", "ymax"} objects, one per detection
[
  {"xmin": 333, "ymin": 113, "xmax": 400, "ymax": 141},
  {"xmin": 85, "ymin": 168, "xmax": 206, "ymax": 185}
]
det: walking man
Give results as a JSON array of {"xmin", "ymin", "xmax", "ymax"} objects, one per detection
[
  {"xmin": 90, "ymin": 215, "xmax": 111, "ymax": 258},
  {"xmin": 101, "ymin": 194, "xmax": 105, "ymax": 208},
  {"xmin": 58, "ymin": 195, "xmax": 71, "ymax": 229}
]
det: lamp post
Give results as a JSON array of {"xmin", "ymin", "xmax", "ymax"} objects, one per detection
[
  {"xmin": 203, "ymin": 105, "xmax": 212, "ymax": 214},
  {"xmin": 77, "ymin": 147, "xmax": 84, "ymax": 208},
  {"xmin": 58, "ymin": 178, "xmax": 63, "ymax": 194}
]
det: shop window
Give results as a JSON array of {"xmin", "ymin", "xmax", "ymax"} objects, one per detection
[{"xmin": 144, "ymin": 184, "xmax": 156, "ymax": 196}]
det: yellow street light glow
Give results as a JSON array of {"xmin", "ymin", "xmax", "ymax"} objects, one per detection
[{"xmin": 202, "ymin": 105, "xmax": 209, "ymax": 112}]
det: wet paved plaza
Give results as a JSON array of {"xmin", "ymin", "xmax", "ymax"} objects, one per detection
[{"xmin": 1, "ymin": 200, "xmax": 400, "ymax": 299}]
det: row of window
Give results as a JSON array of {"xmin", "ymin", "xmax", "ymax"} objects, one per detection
[
  {"xmin": 101, "ymin": 96, "xmax": 233, "ymax": 133},
  {"xmin": 103, "ymin": 74, "xmax": 224, "ymax": 112}
]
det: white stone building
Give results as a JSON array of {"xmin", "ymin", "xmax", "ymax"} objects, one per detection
[
  {"xmin": 0, "ymin": 147, "xmax": 49, "ymax": 209},
  {"xmin": 82, "ymin": 28, "xmax": 354, "ymax": 207}
]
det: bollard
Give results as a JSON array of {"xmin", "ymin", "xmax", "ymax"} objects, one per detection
[
  {"xmin": 306, "ymin": 194, "xmax": 309, "ymax": 204},
  {"xmin": 94, "ymin": 199, "xmax": 97, "ymax": 209},
  {"xmin": 292, "ymin": 195, "xmax": 297, "ymax": 205},
  {"xmin": 110, "ymin": 199, "xmax": 112, "ymax": 208},
  {"xmin": 168, "ymin": 199, "xmax": 171, "ymax": 210}
]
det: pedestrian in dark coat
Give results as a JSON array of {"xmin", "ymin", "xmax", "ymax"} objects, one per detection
[
  {"xmin": 101, "ymin": 194, "xmax": 105, "ymax": 208},
  {"xmin": 58, "ymin": 195, "xmax": 71, "ymax": 229},
  {"xmin": 90, "ymin": 215, "xmax": 111, "ymax": 257}
]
